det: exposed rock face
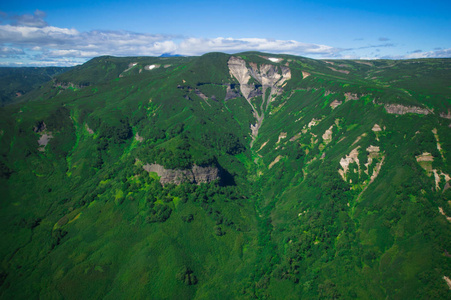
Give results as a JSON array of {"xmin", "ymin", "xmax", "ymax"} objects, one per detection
[
  {"xmin": 269, "ymin": 155, "xmax": 283, "ymax": 169},
  {"xmin": 344, "ymin": 92, "xmax": 359, "ymax": 101},
  {"xmin": 432, "ymin": 169, "xmax": 451, "ymax": 191},
  {"xmin": 416, "ymin": 152, "xmax": 434, "ymax": 174},
  {"xmin": 322, "ymin": 125, "xmax": 334, "ymax": 144},
  {"xmin": 289, "ymin": 133, "xmax": 302, "ymax": 142},
  {"xmin": 257, "ymin": 140, "xmax": 268, "ymax": 151},
  {"xmin": 119, "ymin": 62, "xmax": 138, "ymax": 77},
  {"xmin": 328, "ymin": 67, "xmax": 350, "ymax": 74},
  {"xmin": 194, "ymin": 89, "xmax": 211, "ymax": 106},
  {"xmin": 416, "ymin": 152, "xmax": 434, "ymax": 162},
  {"xmin": 277, "ymin": 132, "xmax": 287, "ymax": 144},
  {"xmin": 338, "ymin": 144, "xmax": 385, "ymax": 200},
  {"xmin": 384, "ymin": 104, "xmax": 431, "ymax": 115},
  {"xmin": 247, "ymin": 87, "xmax": 263, "ymax": 99},
  {"xmin": 34, "ymin": 121, "xmax": 53, "ymax": 151},
  {"xmin": 38, "ymin": 133, "xmax": 53, "ymax": 152},
  {"xmin": 330, "ymin": 100, "xmax": 342, "ymax": 109},
  {"xmin": 191, "ymin": 165, "xmax": 220, "ymax": 183},
  {"xmin": 85, "ymin": 124, "xmax": 94, "ymax": 134},
  {"xmin": 227, "ymin": 56, "xmax": 291, "ymax": 145},
  {"xmin": 142, "ymin": 163, "xmax": 220, "ymax": 185},
  {"xmin": 308, "ymin": 118, "xmax": 321, "ymax": 128},
  {"xmin": 440, "ymin": 110, "xmax": 451, "ymax": 119},
  {"xmin": 134, "ymin": 132, "xmax": 143, "ymax": 142},
  {"xmin": 439, "ymin": 207, "xmax": 451, "ymax": 223},
  {"xmin": 33, "ymin": 121, "xmax": 47, "ymax": 133},
  {"xmin": 415, "ymin": 151, "xmax": 450, "ymax": 190},
  {"xmin": 224, "ymin": 84, "xmax": 240, "ymax": 101},
  {"xmin": 339, "ymin": 147, "xmax": 360, "ymax": 180},
  {"xmin": 364, "ymin": 145, "xmax": 381, "ymax": 175},
  {"xmin": 432, "ymin": 128, "xmax": 445, "ymax": 161},
  {"xmin": 372, "ymin": 124, "xmax": 382, "ymax": 132},
  {"xmin": 228, "ymin": 56, "xmax": 251, "ymax": 87},
  {"xmin": 53, "ymin": 81, "xmax": 89, "ymax": 90}
]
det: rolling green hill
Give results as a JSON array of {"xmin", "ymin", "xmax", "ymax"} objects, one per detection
[{"xmin": 0, "ymin": 53, "xmax": 450, "ymax": 299}]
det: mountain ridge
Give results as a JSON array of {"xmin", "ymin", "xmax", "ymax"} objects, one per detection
[{"xmin": 0, "ymin": 52, "xmax": 450, "ymax": 299}]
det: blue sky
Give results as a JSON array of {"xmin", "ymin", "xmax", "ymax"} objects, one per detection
[{"xmin": 1, "ymin": 0, "xmax": 450, "ymax": 66}]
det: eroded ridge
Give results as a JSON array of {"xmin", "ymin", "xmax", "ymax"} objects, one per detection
[{"xmin": 227, "ymin": 56, "xmax": 291, "ymax": 146}]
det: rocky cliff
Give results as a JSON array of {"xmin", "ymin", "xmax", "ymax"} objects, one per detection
[
  {"xmin": 384, "ymin": 103, "xmax": 431, "ymax": 115},
  {"xmin": 143, "ymin": 163, "xmax": 220, "ymax": 185},
  {"xmin": 227, "ymin": 56, "xmax": 291, "ymax": 145}
]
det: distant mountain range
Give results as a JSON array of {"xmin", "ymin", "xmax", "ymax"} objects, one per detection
[
  {"xmin": 0, "ymin": 52, "xmax": 450, "ymax": 299},
  {"xmin": 159, "ymin": 52, "xmax": 184, "ymax": 57}
]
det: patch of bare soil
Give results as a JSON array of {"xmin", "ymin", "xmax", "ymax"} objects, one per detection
[
  {"xmin": 85, "ymin": 124, "xmax": 94, "ymax": 134},
  {"xmin": 289, "ymin": 133, "xmax": 302, "ymax": 142},
  {"xmin": 416, "ymin": 152, "xmax": 434, "ymax": 162},
  {"xmin": 443, "ymin": 276, "xmax": 451, "ymax": 289},
  {"xmin": 328, "ymin": 67, "xmax": 350, "ymax": 74},
  {"xmin": 269, "ymin": 155, "xmax": 283, "ymax": 169},
  {"xmin": 439, "ymin": 207, "xmax": 451, "ymax": 223},
  {"xmin": 440, "ymin": 109, "xmax": 451, "ymax": 119},
  {"xmin": 277, "ymin": 132, "xmax": 287, "ymax": 144},
  {"xmin": 330, "ymin": 100, "xmax": 342, "ymax": 109},
  {"xmin": 322, "ymin": 125, "xmax": 334, "ymax": 145},
  {"xmin": 135, "ymin": 132, "xmax": 144, "ymax": 142},
  {"xmin": 372, "ymin": 124, "xmax": 382, "ymax": 132},
  {"xmin": 344, "ymin": 92, "xmax": 359, "ymax": 101},
  {"xmin": 354, "ymin": 60, "xmax": 373, "ymax": 66}
]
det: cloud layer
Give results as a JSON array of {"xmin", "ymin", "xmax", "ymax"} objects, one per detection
[
  {"xmin": 0, "ymin": 10, "xmax": 343, "ymax": 66},
  {"xmin": 0, "ymin": 10, "xmax": 449, "ymax": 66},
  {"xmin": 403, "ymin": 48, "xmax": 451, "ymax": 59}
]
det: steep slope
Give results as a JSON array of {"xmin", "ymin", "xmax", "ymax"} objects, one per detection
[
  {"xmin": 0, "ymin": 53, "xmax": 450, "ymax": 299},
  {"xmin": 228, "ymin": 55, "xmax": 291, "ymax": 144}
]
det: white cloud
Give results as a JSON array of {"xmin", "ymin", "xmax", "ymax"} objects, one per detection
[
  {"xmin": 177, "ymin": 37, "xmax": 338, "ymax": 56},
  {"xmin": 402, "ymin": 48, "xmax": 451, "ymax": 59},
  {"xmin": 0, "ymin": 11, "xmax": 343, "ymax": 65},
  {"xmin": 0, "ymin": 46, "xmax": 24, "ymax": 57},
  {"xmin": 0, "ymin": 10, "xmax": 450, "ymax": 66},
  {"xmin": 44, "ymin": 49, "xmax": 101, "ymax": 58},
  {"xmin": 0, "ymin": 20, "xmax": 342, "ymax": 65},
  {"xmin": 0, "ymin": 24, "xmax": 80, "ymax": 45},
  {"xmin": 12, "ymin": 9, "xmax": 48, "ymax": 28}
]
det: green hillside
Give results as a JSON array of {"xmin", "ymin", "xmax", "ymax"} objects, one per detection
[
  {"xmin": 0, "ymin": 53, "xmax": 450, "ymax": 299},
  {"xmin": 0, "ymin": 67, "xmax": 70, "ymax": 106}
]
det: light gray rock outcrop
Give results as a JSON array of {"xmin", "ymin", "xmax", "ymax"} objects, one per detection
[
  {"xmin": 227, "ymin": 56, "xmax": 291, "ymax": 146},
  {"xmin": 384, "ymin": 104, "xmax": 431, "ymax": 115},
  {"xmin": 143, "ymin": 163, "xmax": 220, "ymax": 185}
]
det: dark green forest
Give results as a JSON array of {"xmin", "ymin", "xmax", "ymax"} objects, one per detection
[
  {"xmin": 0, "ymin": 67, "xmax": 70, "ymax": 107},
  {"xmin": 0, "ymin": 53, "xmax": 450, "ymax": 299}
]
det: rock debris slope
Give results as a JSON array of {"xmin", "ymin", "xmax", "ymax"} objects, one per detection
[{"xmin": 228, "ymin": 56, "xmax": 291, "ymax": 145}]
